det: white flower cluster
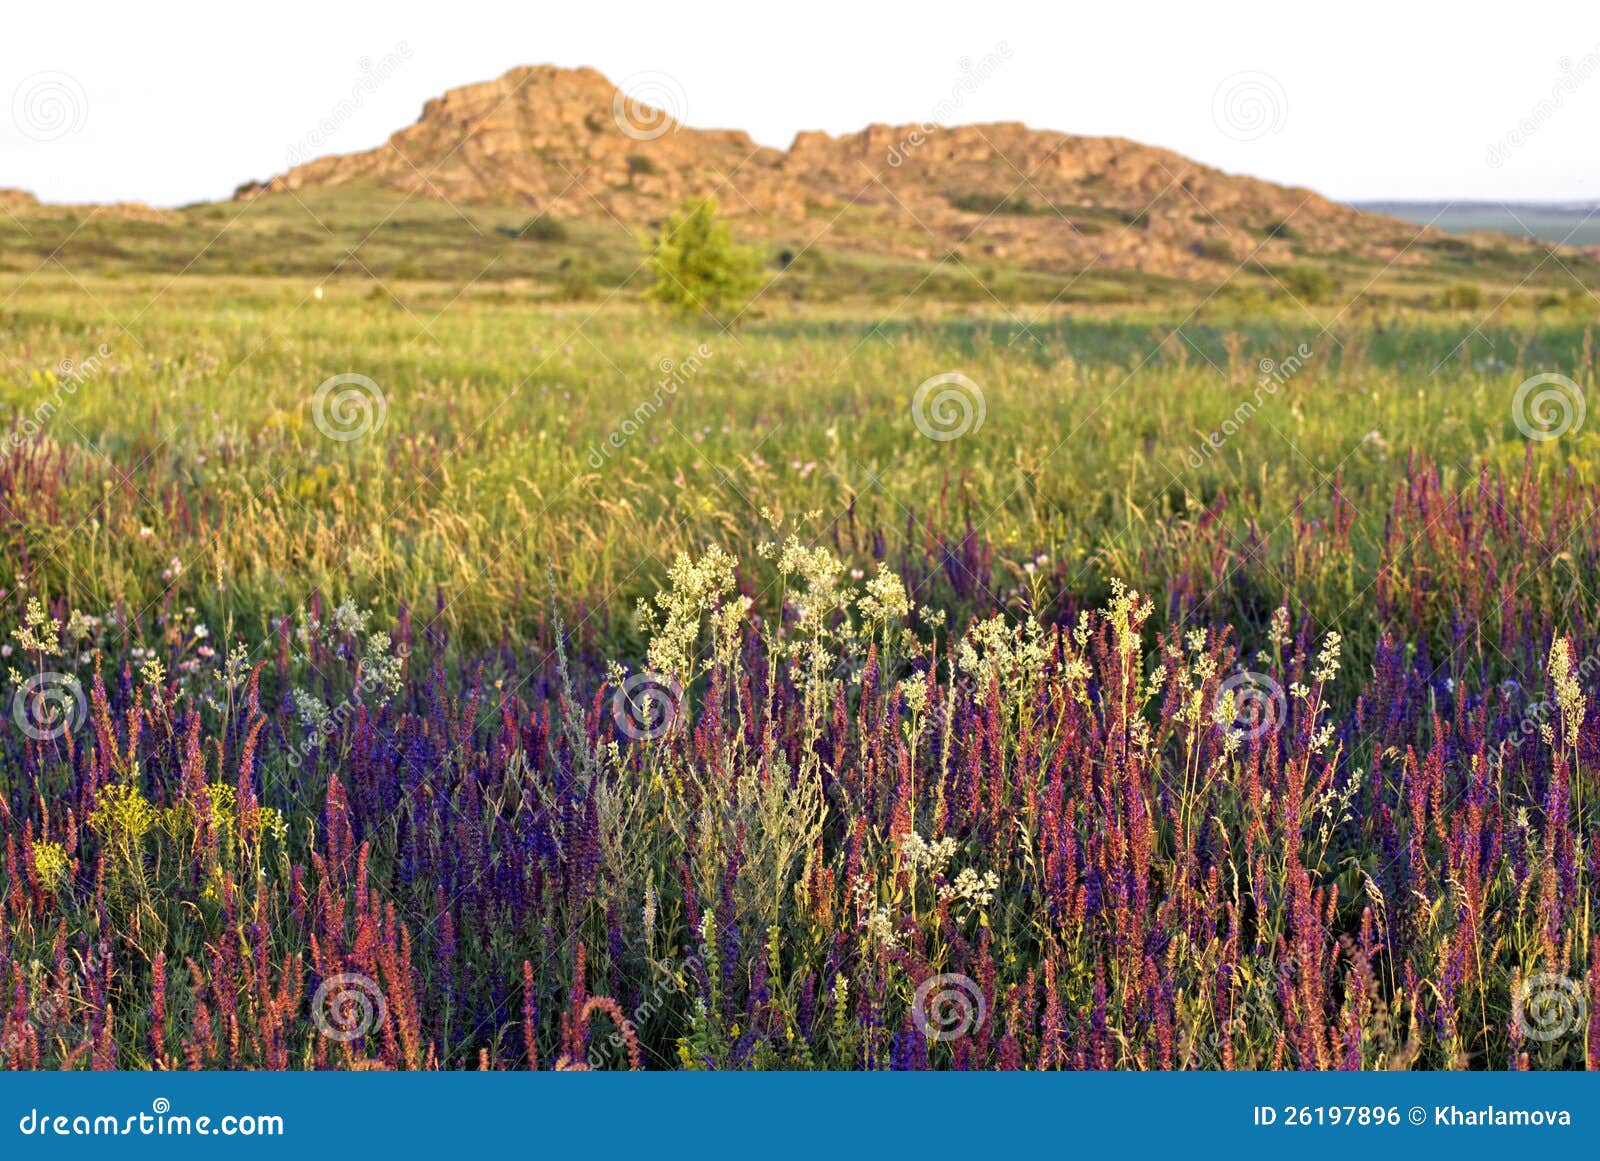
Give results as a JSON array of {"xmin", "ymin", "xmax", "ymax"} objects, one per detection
[
  {"xmin": 939, "ymin": 867, "xmax": 999, "ymax": 912},
  {"xmin": 899, "ymin": 831, "xmax": 957, "ymax": 875}
]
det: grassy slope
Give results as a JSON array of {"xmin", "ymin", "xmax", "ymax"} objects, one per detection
[{"xmin": 4, "ymin": 184, "xmax": 1598, "ymax": 309}]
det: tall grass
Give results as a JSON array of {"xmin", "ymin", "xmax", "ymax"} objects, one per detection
[{"xmin": 1, "ymin": 276, "xmax": 1598, "ymax": 1069}]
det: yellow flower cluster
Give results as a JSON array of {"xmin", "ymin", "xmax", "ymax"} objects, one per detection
[
  {"xmin": 32, "ymin": 841, "xmax": 70, "ymax": 892},
  {"xmin": 88, "ymin": 780, "xmax": 287, "ymax": 846},
  {"xmin": 87, "ymin": 782, "xmax": 159, "ymax": 843}
]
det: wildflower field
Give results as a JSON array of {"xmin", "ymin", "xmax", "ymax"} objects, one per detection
[{"xmin": 2, "ymin": 269, "xmax": 1599, "ymax": 1071}]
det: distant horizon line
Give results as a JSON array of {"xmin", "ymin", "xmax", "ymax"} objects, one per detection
[{"xmin": 1350, "ymin": 198, "xmax": 1599, "ymax": 209}]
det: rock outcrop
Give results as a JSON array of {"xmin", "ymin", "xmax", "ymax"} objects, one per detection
[{"xmin": 235, "ymin": 64, "xmax": 1434, "ymax": 276}]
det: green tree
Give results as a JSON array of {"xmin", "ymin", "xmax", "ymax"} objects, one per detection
[{"xmin": 646, "ymin": 197, "xmax": 762, "ymax": 321}]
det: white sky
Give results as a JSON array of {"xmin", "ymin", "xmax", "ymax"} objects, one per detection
[{"xmin": 4, "ymin": 0, "xmax": 1598, "ymax": 207}]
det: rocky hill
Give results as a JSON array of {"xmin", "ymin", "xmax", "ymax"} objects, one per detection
[
  {"xmin": 0, "ymin": 189, "xmax": 40, "ymax": 213},
  {"xmin": 234, "ymin": 65, "xmax": 1439, "ymax": 281},
  {"xmin": 0, "ymin": 188, "xmax": 173, "ymax": 222}
]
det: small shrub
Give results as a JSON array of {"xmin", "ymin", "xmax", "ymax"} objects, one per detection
[
  {"xmin": 553, "ymin": 256, "xmax": 602, "ymax": 301},
  {"xmin": 1438, "ymin": 282, "xmax": 1484, "ymax": 310},
  {"xmin": 1280, "ymin": 263, "xmax": 1335, "ymax": 304},
  {"xmin": 645, "ymin": 197, "xmax": 763, "ymax": 321},
  {"xmin": 519, "ymin": 214, "xmax": 568, "ymax": 242}
]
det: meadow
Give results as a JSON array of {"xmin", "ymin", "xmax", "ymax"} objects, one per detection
[{"xmin": 1, "ymin": 248, "xmax": 1598, "ymax": 1069}]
